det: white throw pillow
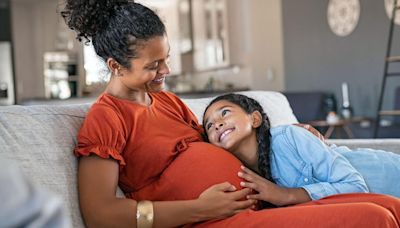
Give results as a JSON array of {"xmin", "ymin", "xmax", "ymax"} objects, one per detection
[{"xmin": 182, "ymin": 91, "xmax": 298, "ymax": 127}]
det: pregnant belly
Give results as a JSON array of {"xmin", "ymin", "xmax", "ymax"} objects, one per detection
[{"xmin": 130, "ymin": 142, "xmax": 244, "ymax": 201}]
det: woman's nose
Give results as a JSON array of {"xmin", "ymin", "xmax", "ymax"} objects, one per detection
[{"xmin": 158, "ymin": 61, "xmax": 171, "ymax": 75}]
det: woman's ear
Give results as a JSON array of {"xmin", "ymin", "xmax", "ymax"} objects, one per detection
[
  {"xmin": 251, "ymin": 111, "xmax": 263, "ymax": 128},
  {"xmin": 107, "ymin": 58, "xmax": 122, "ymax": 76}
]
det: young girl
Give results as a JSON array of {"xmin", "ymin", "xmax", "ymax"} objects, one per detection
[{"xmin": 203, "ymin": 93, "xmax": 400, "ymax": 206}]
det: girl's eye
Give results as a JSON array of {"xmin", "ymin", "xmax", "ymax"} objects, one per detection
[
  {"xmin": 206, "ymin": 122, "xmax": 213, "ymax": 130},
  {"xmin": 222, "ymin": 109, "xmax": 230, "ymax": 116}
]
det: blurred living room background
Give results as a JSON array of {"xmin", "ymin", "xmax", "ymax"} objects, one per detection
[{"xmin": 1, "ymin": 0, "xmax": 400, "ymax": 139}]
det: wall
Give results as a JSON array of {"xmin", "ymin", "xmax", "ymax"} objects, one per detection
[
  {"xmin": 282, "ymin": 0, "xmax": 400, "ymax": 117},
  {"xmin": 11, "ymin": 0, "xmax": 39, "ymax": 102},
  {"xmin": 11, "ymin": 0, "xmax": 82, "ymax": 102},
  {"xmin": 246, "ymin": 0, "xmax": 285, "ymax": 91}
]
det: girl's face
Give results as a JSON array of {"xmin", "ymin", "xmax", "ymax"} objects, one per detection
[
  {"xmin": 119, "ymin": 35, "xmax": 171, "ymax": 92},
  {"xmin": 203, "ymin": 100, "xmax": 260, "ymax": 155}
]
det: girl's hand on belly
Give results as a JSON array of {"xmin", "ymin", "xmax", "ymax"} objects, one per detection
[
  {"xmin": 239, "ymin": 166, "xmax": 311, "ymax": 206},
  {"xmin": 196, "ymin": 182, "xmax": 256, "ymax": 220}
]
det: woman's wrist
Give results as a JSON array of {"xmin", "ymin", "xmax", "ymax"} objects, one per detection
[
  {"xmin": 151, "ymin": 199, "xmax": 211, "ymax": 227},
  {"xmin": 136, "ymin": 201, "xmax": 154, "ymax": 228},
  {"xmin": 190, "ymin": 198, "xmax": 212, "ymax": 223}
]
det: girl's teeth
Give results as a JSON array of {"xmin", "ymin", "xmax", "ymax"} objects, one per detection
[{"xmin": 220, "ymin": 129, "xmax": 233, "ymax": 141}]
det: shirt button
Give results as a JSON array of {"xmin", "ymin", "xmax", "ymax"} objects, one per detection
[{"xmin": 304, "ymin": 178, "xmax": 309, "ymax": 182}]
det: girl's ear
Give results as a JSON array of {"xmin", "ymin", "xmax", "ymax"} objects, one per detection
[{"xmin": 251, "ymin": 110, "xmax": 263, "ymax": 128}]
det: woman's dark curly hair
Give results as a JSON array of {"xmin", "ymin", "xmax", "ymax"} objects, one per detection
[
  {"xmin": 203, "ymin": 94, "xmax": 275, "ymax": 209},
  {"xmin": 61, "ymin": 0, "xmax": 166, "ymax": 69}
]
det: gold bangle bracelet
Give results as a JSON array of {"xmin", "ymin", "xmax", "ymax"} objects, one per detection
[{"xmin": 136, "ymin": 200, "xmax": 154, "ymax": 228}]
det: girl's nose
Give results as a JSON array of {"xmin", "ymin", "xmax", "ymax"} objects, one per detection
[{"xmin": 215, "ymin": 122, "xmax": 224, "ymax": 130}]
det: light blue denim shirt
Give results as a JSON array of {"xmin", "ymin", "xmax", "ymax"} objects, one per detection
[{"xmin": 270, "ymin": 125, "xmax": 369, "ymax": 200}]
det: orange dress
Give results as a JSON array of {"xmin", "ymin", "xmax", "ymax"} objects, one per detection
[{"xmin": 75, "ymin": 91, "xmax": 400, "ymax": 228}]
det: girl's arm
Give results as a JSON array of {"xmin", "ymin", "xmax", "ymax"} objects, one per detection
[
  {"xmin": 79, "ymin": 155, "xmax": 254, "ymax": 228},
  {"xmin": 283, "ymin": 126, "xmax": 368, "ymax": 200}
]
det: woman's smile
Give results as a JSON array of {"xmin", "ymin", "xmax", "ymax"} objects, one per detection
[{"xmin": 152, "ymin": 76, "xmax": 165, "ymax": 84}]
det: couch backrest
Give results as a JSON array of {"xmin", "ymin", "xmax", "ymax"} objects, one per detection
[{"xmin": 0, "ymin": 90, "xmax": 297, "ymax": 227}]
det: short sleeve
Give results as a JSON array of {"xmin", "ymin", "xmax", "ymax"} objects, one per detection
[{"xmin": 74, "ymin": 104, "xmax": 127, "ymax": 166}]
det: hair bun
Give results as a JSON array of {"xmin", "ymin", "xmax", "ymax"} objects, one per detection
[{"xmin": 61, "ymin": 0, "xmax": 131, "ymax": 41}]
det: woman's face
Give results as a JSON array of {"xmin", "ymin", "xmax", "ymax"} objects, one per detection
[
  {"xmin": 120, "ymin": 35, "xmax": 171, "ymax": 92},
  {"xmin": 203, "ymin": 100, "xmax": 258, "ymax": 154}
]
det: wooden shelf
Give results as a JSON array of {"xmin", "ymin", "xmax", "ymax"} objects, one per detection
[
  {"xmin": 379, "ymin": 110, "xmax": 400, "ymax": 116},
  {"xmin": 386, "ymin": 56, "xmax": 400, "ymax": 62}
]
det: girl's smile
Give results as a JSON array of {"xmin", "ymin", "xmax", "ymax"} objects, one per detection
[{"xmin": 219, "ymin": 128, "xmax": 234, "ymax": 142}]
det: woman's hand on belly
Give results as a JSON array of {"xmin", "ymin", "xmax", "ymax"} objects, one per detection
[{"xmin": 196, "ymin": 182, "xmax": 256, "ymax": 220}]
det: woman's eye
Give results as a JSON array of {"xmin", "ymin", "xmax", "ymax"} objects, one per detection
[
  {"xmin": 222, "ymin": 109, "xmax": 230, "ymax": 116},
  {"xmin": 206, "ymin": 122, "xmax": 213, "ymax": 130},
  {"xmin": 147, "ymin": 63, "xmax": 159, "ymax": 71}
]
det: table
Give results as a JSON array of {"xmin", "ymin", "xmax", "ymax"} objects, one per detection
[{"xmin": 307, "ymin": 117, "xmax": 371, "ymax": 139}]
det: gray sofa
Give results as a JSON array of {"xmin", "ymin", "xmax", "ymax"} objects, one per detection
[{"xmin": 1, "ymin": 90, "xmax": 399, "ymax": 227}]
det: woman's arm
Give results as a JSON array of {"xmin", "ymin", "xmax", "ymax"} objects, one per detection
[
  {"xmin": 79, "ymin": 155, "xmax": 254, "ymax": 228},
  {"xmin": 293, "ymin": 123, "xmax": 327, "ymax": 144}
]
